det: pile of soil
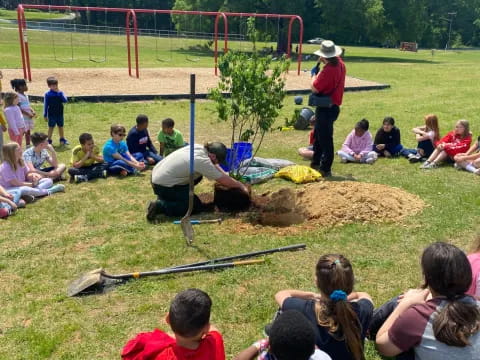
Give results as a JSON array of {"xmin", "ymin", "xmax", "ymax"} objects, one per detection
[{"xmin": 199, "ymin": 181, "xmax": 425, "ymax": 230}]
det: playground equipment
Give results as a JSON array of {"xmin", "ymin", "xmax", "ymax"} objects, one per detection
[{"xmin": 17, "ymin": 4, "xmax": 304, "ymax": 81}]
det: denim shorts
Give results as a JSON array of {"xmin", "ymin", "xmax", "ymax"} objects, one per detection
[{"xmin": 48, "ymin": 115, "xmax": 64, "ymax": 128}]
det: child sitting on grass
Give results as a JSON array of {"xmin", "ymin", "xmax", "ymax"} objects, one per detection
[
  {"xmin": 0, "ymin": 184, "xmax": 23, "ymax": 219},
  {"xmin": 373, "ymin": 116, "xmax": 403, "ymax": 157},
  {"xmin": 68, "ymin": 133, "xmax": 108, "ymax": 183},
  {"xmin": 0, "ymin": 142, "xmax": 64, "ymax": 199},
  {"xmin": 298, "ymin": 115, "xmax": 316, "ymax": 160},
  {"xmin": 103, "ymin": 124, "xmax": 145, "ymax": 176},
  {"xmin": 158, "ymin": 118, "xmax": 185, "ymax": 157},
  {"xmin": 234, "ymin": 310, "xmax": 331, "ymax": 360},
  {"xmin": 421, "ymin": 119, "xmax": 472, "ymax": 169},
  {"xmin": 23, "ymin": 132, "xmax": 66, "ymax": 181},
  {"xmin": 454, "ymin": 136, "xmax": 480, "ymax": 175},
  {"xmin": 467, "ymin": 235, "xmax": 480, "ymax": 297},
  {"xmin": 337, "ymin": 118, "xmax": 377, "ymax": 164},
  {"xmin": 274, "ymin": 254, "xmax": 373, "ymax": 360},
  {"xmin": 405, "ymin": 114, "xmax": 440, "ymax": 163},
  {"xmin": 121, "ymin": 288, "xmax": 225, "ymax": 360},
  {"xmin": 126, "ymin": 114, "xmax": 162, "ymax": 165}
]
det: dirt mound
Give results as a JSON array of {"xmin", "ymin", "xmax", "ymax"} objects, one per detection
[
  {"xmin": 296, "ymin": 181, "xmax": 424, "ymax": 226},
  {"xmin": 199, "ymin": 181, "xmax": 425, "ymax": 231}
]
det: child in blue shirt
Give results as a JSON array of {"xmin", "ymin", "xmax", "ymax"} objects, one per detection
[
  {"xmin": 126, "ymin": 114, "xmax": 162, "ymax": 166},
  {"xmin": 43, "ymin": 76, "xmax": 68, "ymax": 145},
  {"xmin": 103, "ymin": 124, "xmax": 145, "ymax": 176}
]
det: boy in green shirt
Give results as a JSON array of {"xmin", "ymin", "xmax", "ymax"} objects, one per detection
[
  {"xmin": 157, "ymin": 118, "xmax": 185, "ymax": 157},
  {"xmin": 68, "ymin": 133, "xmax": 108, "ymax": 183}
]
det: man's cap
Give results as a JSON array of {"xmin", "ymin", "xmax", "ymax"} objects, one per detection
[{"xmin": 205, "ymin": 142, "xmax": 227, "ymax": 165}]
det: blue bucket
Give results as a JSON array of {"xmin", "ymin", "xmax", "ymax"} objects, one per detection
[{"xmin": 220, "ymin": 142, "xmax": 253, "ymax": 172}]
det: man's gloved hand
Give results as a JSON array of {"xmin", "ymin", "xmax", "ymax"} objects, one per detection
[{"xmin": 311, "ymin": 63, "xmax": 320, "ymax": 77}]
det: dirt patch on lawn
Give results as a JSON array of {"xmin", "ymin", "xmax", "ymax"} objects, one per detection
[{"xmin": 200, "ymin": 181, "xmax": 425, "ymax": 233}]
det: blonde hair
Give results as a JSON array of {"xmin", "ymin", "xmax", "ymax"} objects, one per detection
[
  {"xmin": 3, "ymin": 92, "xmax": 18, "ymax": 108},
  {"xmin": 424, "ymin": 114, "xmax": 440, "ymax": 142},
  {"xmin": 457, "ymin": 119, "xmax": 470, "ymax": 138},
  {"xmin": 2, "ymin": 142, "xmax": 24, "ymax": 171}
]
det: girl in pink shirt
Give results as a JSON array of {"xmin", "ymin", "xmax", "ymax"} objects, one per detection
[
  {"xmin": 3, "ymin": 92, "xmax": 25, "ymax": 147},
  {"xmin": 0, "ymin": 142, "xmax": 64, "ymax": 198},
  {"xmin": 467, "ymin": 236, "xmax": 480, "ymax": 297},
  {"xmin": 337, "ymin": 119, "xmax": 377, "ymax": 164}
]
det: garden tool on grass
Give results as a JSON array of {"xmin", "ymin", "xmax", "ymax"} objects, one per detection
[
  {"xmin": 173, "ymin": 219, "xmax": 222, "ymax": 225},
  {"xmin": 67, "ymin": 259, "xmax": 264, "ymax": 297},
  {"xmin": 67, "ymin": 244, "xmax": 305, "ymax": 297},
  {"xmin": 180, "ymin": 74, "xmax": 196, "ymax": 245}
]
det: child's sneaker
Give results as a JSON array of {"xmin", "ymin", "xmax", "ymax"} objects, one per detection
[
  {"xmin": 60, "ymin": 138, "xmax": 70, "ymax": 146},
  {"xmin": 0, "ymin": 208, "xmax": 9, "ymax": 218},
  {"xmin": 340, "ymin": 157, "xmax": 348, "ymax": 163},
  {"xmin": 408, "ymin": 154, "xmax": 422, "ymax": 163},
  {"xmin": 21, "ymin": 194, "xmax": 35, "ymax": 204},
  {"xmin": 119, "ymin": 169, "xmax": 128, "ymax": 177},
  {"xmin": 47, "ymin": 184, "xmax": 65, "ymax": 195},
  {"xmin": 365, "ymin": 157, "xmax": 376, "ymax": 164},
  {"xmin": 18, "ymin": 199, "xmax": 27, "ymax": 208},
  {"xmin": 74, "ymin": 175, "xmax": 89, "ymax": 183},
  {"xmin": 420, "ymin": 161, "xmax": 431, "ymax": 169},
  {"xmin": 102, "ymin": 170, "xmax": 108, "ymax": 178},
  {"xmin": 474, "ymin": 168, "xmax": 480, "ymax": 175}
]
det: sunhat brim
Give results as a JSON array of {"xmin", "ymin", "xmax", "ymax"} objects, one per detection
[{"xmin": 313, "ymin": 45, "xmax": 342, "ymax": 58}]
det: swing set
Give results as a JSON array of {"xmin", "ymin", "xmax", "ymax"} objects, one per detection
[{"xmin": 17, "ymin": 4, "xmax": 304, "ymax": 81}]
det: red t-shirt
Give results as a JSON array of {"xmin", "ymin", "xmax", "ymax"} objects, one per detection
[
  {"xmin": 121, "ymin": 329, "xmax": 225, "ymax": 360},
  {"xmin": 438, "ymin": 131, "xmax": 472, "ymax": 157},
  {"xmin": 312, "ymin": 57, "xmax": 346, "ymax": 106}
]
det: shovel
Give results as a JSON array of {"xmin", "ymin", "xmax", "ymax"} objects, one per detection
[
  {"xmin": 67, "ymin": 259, "xmax": 264, "ymax": 297},
  {"xmin": 67, "ymin": 244, "xmax": 305, "ymax": 297},
  {"xmin": 181, "ymin": 74, "xmax": 196, "ymax": 245}
]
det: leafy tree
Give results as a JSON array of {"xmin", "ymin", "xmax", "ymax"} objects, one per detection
[{"xmin": 208, "ymin": 17, "xmax": 289, "ymax": 168}]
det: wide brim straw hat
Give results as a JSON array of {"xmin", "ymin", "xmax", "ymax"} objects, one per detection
[{"xmin": 313, "ymin": 40, "xmax": 342, "ymax": 58}]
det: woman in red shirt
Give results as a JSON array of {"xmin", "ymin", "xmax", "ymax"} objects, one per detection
[
  {"xmin": 310, "ymin": 41, "xmax": 346, "ymax": 177},
  {"xmin": 420, "ymin": 119, "xmax": 471, "ymax": 169}
]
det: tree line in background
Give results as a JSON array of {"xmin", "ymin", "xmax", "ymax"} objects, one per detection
[{"xmin": 3, "ymin": 0, "xmax": 480, "ymax": 48}]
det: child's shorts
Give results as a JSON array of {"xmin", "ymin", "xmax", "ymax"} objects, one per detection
[
  {"xmin": 23, "ymin": 118, "xmax": 34, "ymax": 130},
  {"xmin": 48, "ymin": 116, "xmax": 64, "ymax": 128}
]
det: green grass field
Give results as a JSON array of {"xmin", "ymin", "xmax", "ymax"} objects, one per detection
[{"xmin": 1, "ymin": 25, "xmax": 480, "ymax": 359}]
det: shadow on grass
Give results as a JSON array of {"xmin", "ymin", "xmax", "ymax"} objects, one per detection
[{"xmin": 344, "ymin": 55, "xmax": 436, "ymax": 64}]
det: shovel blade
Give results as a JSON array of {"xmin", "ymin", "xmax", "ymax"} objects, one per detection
[
  {"xmin": 67, "ymin": 268, "xmax": 105, "ymax": 297},
  {"xmin": 180, "ymin": 218, "xmax": 194, "ymax": 245}
]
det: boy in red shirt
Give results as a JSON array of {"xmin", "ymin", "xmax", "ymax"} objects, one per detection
[{"xmin": 121, "ymin": 288, "xmax": 225, "ymax": 360}]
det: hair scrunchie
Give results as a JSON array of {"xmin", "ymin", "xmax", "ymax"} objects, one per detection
[{"xmin": 330, "ymin": 290, "xmax": 347, "ymax": 302}]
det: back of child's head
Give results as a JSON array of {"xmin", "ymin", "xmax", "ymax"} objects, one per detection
[
  {"xmin": 46, "ymin": 76, "xmax": 58, "ymax": 86},
  {"xmin": 315, "ymin": 254, "xmax": 364, "ymax": 360},
  {"xmin": 3, "ymin": 92, "xmax": 18, "ymax": 107},
  {"xmin": 31, "ymin": 132, "xmax": 48, "ymax": 147},
  {"xmin": 136, "ymin": 114, "xmax": 149, "ymax": 126},
  {"xmin": 162, "ymin": 118, "xmax": 175, "ymax": 129},
  {"xmin": 355, "ymin": 118, "xmax": 369, "ymax": 132},
  {"xmin": 10, "ymin": 78, "xmax": 27, "ymax": 92},
  {"xmin": 169, "ymin": 288, "xmax": 212, "ymax": 338},
  {"xmin": 269, "ymin": 310, "xmax": 316, "ymax": 360},
  {"xmin": 110, "ymin": 124, "xmax": 126, "ymax": 136},
  {"xmin": 79, "ymin": 133, "xmax": 93, "ymax": 145},
  {"xmin": 421, "ymin": 242, "xmax": 480, "ymax": 347},
  {"xmin": 2, "ymin": 142, "xmax": 23, "ymax": 170},
  {"xmin": 383, "ymin": 116, "xmax": 395, "ymax": 126}
]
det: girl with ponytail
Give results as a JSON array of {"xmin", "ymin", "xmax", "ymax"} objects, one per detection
[
  {"xmin": 274, "ymin": 254, "xmax": 373, "ymax": 360},
  {"xmin": 375, "ymin": 242, "xmax": 480, "ymax": 359}
]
